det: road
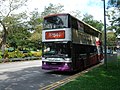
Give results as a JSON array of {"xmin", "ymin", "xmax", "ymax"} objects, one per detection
[{"xmin": 0, "ymin": 60, "xmax": 72, "ymax": 90}]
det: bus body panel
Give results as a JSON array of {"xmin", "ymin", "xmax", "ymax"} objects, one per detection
[{"xmin": 42, "ymin": 59, "xmax": 72, "ymax": 71}]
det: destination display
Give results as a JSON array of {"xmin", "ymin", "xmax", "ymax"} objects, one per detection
[{"xmin": 45, "ymin": 30, "xmax": 65, "ymax": 39}]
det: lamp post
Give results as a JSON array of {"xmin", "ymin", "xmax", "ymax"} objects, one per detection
[{"xmin": 103, "ymin": 0, "xmax": 107, "ymax": 68}]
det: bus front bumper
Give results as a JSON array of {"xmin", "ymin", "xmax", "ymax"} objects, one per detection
[{"xmin": 42, "ymin": 62, "xmax": 72, "ymax": 71}]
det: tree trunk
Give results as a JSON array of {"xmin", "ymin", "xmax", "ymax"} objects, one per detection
[{"xmin": 0, "ymin": 20, "xmax": 7, "ymax": 58}]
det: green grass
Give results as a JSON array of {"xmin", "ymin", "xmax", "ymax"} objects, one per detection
[{"xmin": 56, "ymin": 57, "xmax": 120, "ymax": 90}]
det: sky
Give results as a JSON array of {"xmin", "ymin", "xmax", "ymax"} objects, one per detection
[
  {"xmin": 0, "ymin": 0, "xmax": 109, "ymax": 31},
  {"xmin": 25, "ymin": 0, "xmax": 109, "ymax": 22}
]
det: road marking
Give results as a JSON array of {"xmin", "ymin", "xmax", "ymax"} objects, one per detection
[{"xmin": 40, "ymin": 62, "xmax": 103, "ymax": 90}]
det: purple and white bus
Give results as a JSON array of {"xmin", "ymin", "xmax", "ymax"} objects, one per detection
[{"xmin": 42, "ymin": 13, "xmax": 103, "ymax": 71}]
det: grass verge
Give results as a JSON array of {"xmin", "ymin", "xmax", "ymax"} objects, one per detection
[{"xmin": 56, "ymin": 57, "xmax": 120, "ymax": 90}]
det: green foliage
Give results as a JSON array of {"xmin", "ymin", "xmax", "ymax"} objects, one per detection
[
  {"xmin": 28, "ymin": 10, "xmax": 43, "ymax": 50},
  {"xmin": 107, "ymin": 32, "xmax": 116, "ymax": 46},
  {"xmin": 31, "ymin": 50, "xmax": 42, "ymax": 57},
  {"xmin": 2, "ymin": 49, "xmax": 42, "ymax": 59},
  {"xmin": 0, "ymin": 55, "xmax": 2, "ymax": 59},
  {"xmin": 106, "ymin": 8, "xmax": 120, "ymax": 35},
  {"xmin": 29, "ymin": 25, "xmax": 42, "ymax": 42},
  {"xmin": 0, "ymin": 52, "xmax": 2, "ymax": 60},
  {"xmin": 3, "ymin": 51, "xmax": 9, "ymax": 58},
  {"xmin": 6, "ymin": 14, "xmax": 31, "ymax": 49},
  {"xmin": 56, "ymin": 59, "xmax": 120, "ymax": 90},
  {"xmin": 0, "ymin": 0, "xmax": 28, "ymax": 55},
  {"xmin": 8, "ymin": 50, "xmax": 24, "ymax": 58},
  {"xmin": 117, "ymin": 56, "xmax": 120, "ymax": 60},
  {"xmin": 82, "ymin": 13, "xmax": 104, "ymax": 31},
  {"xmin": 22, "ymin": 51, "xmax": 33, "ymax": 57},
  {"xmin": 107, "ymin": 0, "xmax": 120, "ymax": 35},
  {"xmin": 29, "ymin": 9, "xmax": 43, "ymax": 28},
  {"xmin": 41, "ymin": 3, "xmax": 64, "ymax": 17},
  {"xmin": 0, "ymin": 51, "xmax": 2, "ymax": 62},
  {"xmin": 108, "ymin": 0, "xmax": 120, "ymax": 7},
  {"xmin": 70, "ymin": 10, "xmax": 82, "ymax": 20}
]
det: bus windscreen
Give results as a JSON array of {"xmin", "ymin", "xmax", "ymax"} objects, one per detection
[
  {"xmin": 43, "ymin": 15, "xmax": 68, "ymax": 30},
  {"xmin": 43, "ymin": 42, "xmax": 70, "ymax": 58}
]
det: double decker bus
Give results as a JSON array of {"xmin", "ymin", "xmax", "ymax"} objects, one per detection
[{"xmin": 42, "ymin": 13, "xmax": 103, "ymax": 71}]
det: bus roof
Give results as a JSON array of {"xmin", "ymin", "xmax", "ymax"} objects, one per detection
[
  {"xmin": 80, "ymin": 20, "xmax": 102, "ymax": 34},
  {"xmin": 44, "ymin": 13, "xmax": 69, "ymax": 19},
  {"xmin": 44, "ymin": 13, "xmax": 102, "ymax": 34}
]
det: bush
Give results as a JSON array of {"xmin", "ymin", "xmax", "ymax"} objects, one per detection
[
  {"xmin": 3, "ymin": 51, "xmax": 9, "ymax": 58},
  {"xmin": 8, "ymin": 50, "xmax": 24, "ymax": 58},
  {"xmin": 23, "ymin": 52, "xmax": 33, "ymax": 57},
  {"xmin": 0, "ymin": 49, "xmax": 42, "ymax": 59},
  {"xmin": 0, "ymin": 55, "xmax": 2, "ymax": 59},
  {"xmin": 31, "ymin": 50, "xmax": 42, "ymax": 57}
]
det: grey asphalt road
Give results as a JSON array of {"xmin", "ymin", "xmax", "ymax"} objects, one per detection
[{"xmin": 0, "ymin": 60, "xmax": 72, "ymax": 90}]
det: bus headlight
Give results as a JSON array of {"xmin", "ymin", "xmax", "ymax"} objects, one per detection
[
  {"xmin": 42, "ymin": 57, "xmax": 45, "ymax": 60},
  {"xmin": 64, "ymin": 58, "xmax": 72, "ymax": 62},
  {"xmin": 65, "ymin": 54, "xmax": 68, "ymax": 57},
  {"xmin": 43, "ymin": 62, "xmax": 46, "ymax": 65}
]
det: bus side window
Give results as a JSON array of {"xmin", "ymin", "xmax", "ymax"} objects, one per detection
[
  {"xmin": 77, "ymin": 21, "xmax": 84, "ymax": 32},
  {"xmin": 71, "ymin": 17, "xmax": 78, "ymax": 30}
]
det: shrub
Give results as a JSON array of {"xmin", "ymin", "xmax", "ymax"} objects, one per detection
[
  {"xmin": 0, "ymin": 55, "xmax": 2, "ymax": 59},
  {"xmin": 8, "ymin": 50, "xmax": 24, "ymax": 58},
  {"xmin": 3, "ymin": 51, "xmax": 9, "ymax": 58},
  {"xmin": 31, "ymin": 50, "xmax": 42, "ymax": 57},
  {"xmin": 8, "ymin": 52, "xmax": 15, "ymax": 58}
]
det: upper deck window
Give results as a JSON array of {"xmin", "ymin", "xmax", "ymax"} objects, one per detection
[{"xmin": 43, "ymin": 15, "xmax": 68, "ymax": 30}]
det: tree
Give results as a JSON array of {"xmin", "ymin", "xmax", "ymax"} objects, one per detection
[
  {"xmin": 27, "ymin": 3, "xmax": 65, "ymax": 49},
  {"xmin": 6, "ymin": 14, "xmax": 31, "ymax": 49},
  {"xmin": 28, "ymin": 9, "xmax": 43, "ymax": 50},
  {"xmin": 29, "ymin": 25, "xmax": 42, "ymax": 50},
  {"xmin": 70, "ymin": 10, "xmax": 82, "ymax": 20},
  {"xmin": 29, "ymin": 9, "xmax": 43, "ymax": 31},
  {"xmin": 41, "ymin": 3, "xmax": 64, "ymax": 17},
  {"xmin": 107, "ymin": 0, "xmax": 120, "ymax": 35},
  {"xmin": 0, "ymin": 0, "xmax": 28, "ymax": 55},
  {"xmin": 82, "ymin": 13, "xmax": 104, "ymax": 31},
  {"xmin": 107, "ymin": 31, "xmax": 116, "ymax": 46},
  {"xmin": 108, "ymin": 0, "xmax": 120, "ymax": 7}
]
